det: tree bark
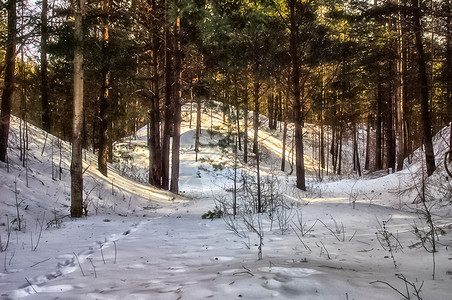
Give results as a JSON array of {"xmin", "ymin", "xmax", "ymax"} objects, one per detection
[
  {"xmin": 396, "ymin": 2, "xmax": 405, "ymax": 171},
  {"xmin": 320, "ymin": 68, "xmax": 325, "ymax": 170},
  {"xmin": 195, "ymin": 92, "xmax": 201, "ymax": 162},
  {"xmin": 268, "ymin": 93, "xmax": 274, "ymax": 129},
  {"xmin": 413, "ymin": 0, "xmax": 436, "ymax": 176},
  {"xmin": 256, "ymin": 142, "xmax": 262, "ymax": 213},
  {"xmin": 320, "ymin": 110, "xmax": 325, "ymax": 169},
  {"xmin": 375, "ymin": 84, "xmax": 383, "ymax": 170},
  {"xmin": 365, "ymin": 114, "xmax": 371, "ymax": 170},
  {"xmin": 281, "ymin": 121, "xmax": 288, "ymax": 172},
  {"xmin": 41, "ymin": 0, "xmax": 51, "ymax": 132},
  {"xmin": 234, "ymin": 76, "xmax": 241, "ymax": 151},
  {"xmin": 337, "ymin": 125, "xmax": 343, "ymax": 175},
  {"xmin": 445, "ymin": 0, "xmax": 452, "ymax": 158},
  {"xmin": 0, "ymin": 0, "xmax": 17, "ymax": 162},
  {"xmin": 252, "ymin": 78, "xmax": 260, "ymax": 155},
  {"xmin": 281, "ymin": 89, "xmax": 288, "ymax": 171},
  {"xmin": 244, "ymin": 83, "xmax": 249, "ymax": 163},
  {"xmin": 148, "ymin": 0, "xmax": 162, "ymax": 188},
  {"xmin": 71, "ymin": 0, "xmax": 84, "ymax": 218},
  {"xmin": 278, "ymin": 89, "xmax": 283, "ymax": 131},
  {"xmin": 384, "ymin": 83, "xmax": 395, "ymax": 172},
  {"xmin": 289, "ymin": 0, "xmax": 306, "ymax": 190},
  {"xmin": 170, "ymin": 15, "xmax": 181, "ymax": 194},
  {"xmin": 353, "ymin": 123, "xmax": 362, "ymax": 176},
  {"xmin": 162, "ymin": 14, "xmax": 173, "ymax": 190},
  {"xmin": 97, "ymin": 0, "xmax": 111, "ymax": 177}
]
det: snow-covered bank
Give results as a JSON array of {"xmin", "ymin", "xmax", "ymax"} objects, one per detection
[{"xmin": 1, "ymin": 108, "xmax": 452, "ymax": 299}]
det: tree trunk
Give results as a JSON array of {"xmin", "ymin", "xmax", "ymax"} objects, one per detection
[
  {"xmin": 445, "ymin": 0, "xmax": 452, "ymax": 158},
  {"xmin": 108, "ymin": 120, "xmax": 113, "ymax": 163},
  {"xmin": 337, "ymin": 125, "xmax": 343, "ymax": 175},
  {"xmin": 331, "ymin": 125, "xmax": 337, "ymax": 173},
  {"xmin": 0, "ymin": 0, "xmax": 17, "ymax": 162},
  {"xmin": 320, "ymin": 68, "xmax": 325, "ymax": 170},
  {"xmin": 396, "ymin": 3, "xmax": 405, "ymax": 171},
  {"xmin": 162, "ymin": 18, "xmax": 173, "ymax": 190},
  {"xmin": 413, "ymin": 0, "xmax": 436, "ymax": 176},
  {"xmin": 384, "ymin": 84, "xmax": 395, "ymax": 172},
  {"xmin": 98, "ymin": 72, "xmax": 110, "ymax": 176},
  {"xmin": 320, "ymin": 112, "xmax": 325, "ymax": 170},
  {"xmin": 244, "ymin": 83, "xmax": 249, "ymax": 163},
  {"xmin": 41, "ymin": 0, "xmax": 51, "ymax": 132},
  {"xmin": 225, "ymin": 79, "xmax": 231, "ymax": 141},
  {"xmin": 281, "ymin": 121, "xmax": 288, "ymax": 171},
  {"xmin": 97, "ymin": 0, "xmax": 111, "ymax": 177},
  {"xmin": 290, "ymin": 0, "xmax": 306, "ymax": 190},
  {"xmin": 375, "ymin": 84, "xmax": 383, "ymax": 170},
  {"xmin": 273, "ymin": 92, "xmax": 278, "ymax": 129},
  {"xmin": 233, "ymin": 135, "xmax": 237, "ymax": 216},
  {"xmin": 170, "ymin": 15, "xmax": 181, "ymax": 194},
  {"xmin": 148, "ymin": 0, "xmax": 162, "ymax": 188},
  {"xmin": 365, "ymin": 114, "xmax": 371, "ymax": 170},
  {"xmin": 252, "ymin": 78, "xmax": 260, "ymax": 155},
  {"xmin": 278, "ymin": 89, "xmax": 283, "ymax": 131},
  {"xmin": 234, "ymin": 75, "xmax": 241, "ymax": 151},
  {"xmin": 268, "ymin": 93, "xmax": 274, "ymax": 129},
  {"xmin": 195, "ymin": 93, "xmax": 202, "ymax": 162},
  {"xmin": 281, "ymin": 89, "xmax": 288, "ymax": 172},
  {"xmin": 189, "ymin": 91, "xmax": 193, "ymax": 129},
  {"xmin": 353, "ymin": 123, "xmax": 362, "ymax": 176},
  {"xmin": 71, "ymin": 0, "xmax": 84, "ymax": 218},
  {"xmin": 256, "ymin": 142, "xmax": 262, "ymax": 213}
]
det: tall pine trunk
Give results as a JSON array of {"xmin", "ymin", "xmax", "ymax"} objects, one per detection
[
  {"xmin": 195, "ymin": 94, "xmax": 201, "ymax": 161},
  {"xmin": 41, "ymin": 0, "xmax": 51, "ymax": 132},
  {"xmin": 256, "ymin": 141, "xmax": 262, "ymax": 213},
  {"xmin": 252, "ymin": 78, "xmax": 260, "ymax": 155},
  {"xmin": 71, "ymin": 0, "xmax": 84, "ymax": 218},
  {"xmin": 0, "ymin": 0, "xmax": 17, "ymax": 162},
  {"xmin": 375, "ymin": 84, "xmax": 383, "ymax": 170},
  {"xmin": 234, "ymin": 75, "xmax": 241, "ymax": 151},
  {"xmin": 385, "ymin": 85, "xmax": 395, "ymax": 172},
  {"xmin": 413, "ymin": 0, "xmax": 436, "ymax": 176},
  {"xmin": 162, "ymin": 16, "xmax": 173, "ymax": 190},
  {"xmin": 331, "ymin": 125, "xmax": 337, "ymax": 173},
  {"xmin": 244, "ymin": 83, "xmax": 249, "ymax": 164},
  {"xmin": 148, "ymin": 0, "xmax": 162, "ymax": 188},
  {"xmin": 337, "ymin": 125, "xmax": 343, "ymax": 175},
  {"xmin": 268, "ymin": 93, "xmax": 274, "ymax": 129},
  {"xmin": 289, "ymin": 0, "xmax": 306, "ymax": 190},
  {"xmin": 365, "ymin": 114, "xmax": 371, "ymax": 170},
  {"xmin": 320, "ymin": 67, "xmax": 325, "ymax": 170},
  {"xmin": 353, "ymin": 123, "xmax": 362, "ymax": 176},
  {"xmin": 97, "ymin": 0, "xmax": 111, "ymax": 177},
  {"xmin": 281, "ymin": 89, "xmax": 288, "ymax": 171},
  {"xmin": 396, "ymin": 3, "xmax": 405, "ymax": 171},
  {"xmin": 170, "ymin": 15, "xmax": 181, "ymax": 194},
  {"xmin": 445, "ymin": 0, "xmax": 452, "ymax": 157}
]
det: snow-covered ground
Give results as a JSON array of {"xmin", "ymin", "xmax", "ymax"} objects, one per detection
[{"xmin": 1, "ymin": 105, "xmax": 452, "ymax": 299}]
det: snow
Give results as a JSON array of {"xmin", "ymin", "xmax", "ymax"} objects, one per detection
[{"xmin": 1, "ymin": 106, "xmax": 452, "ymax": 299}]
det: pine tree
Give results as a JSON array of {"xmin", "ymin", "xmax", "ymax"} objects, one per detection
[
  {"xmin": 0, "ymin": 0, "xmax": 17, "ymax": 162},
  {"xmin": 289, "ymin": 0, "xmax": 306, "ymax": 190},
  {"xmin": 41, "ymin": 0, "xmax": 51, "ymax": 132},
  {"xmin": 97, "ymin": 0, "xmax": 111, "ymax": 177},
  {"xmin": 412, "ymin": 0, "xmax": 436, "ymax": 176},
  {"xmin": 71, "ymin": 0, "xmax": 85, "ymax": 218}
]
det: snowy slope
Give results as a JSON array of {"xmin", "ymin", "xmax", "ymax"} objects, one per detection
[{"xmin": 1, "ymin": 107, "xmax": 452, "ymax": 299}]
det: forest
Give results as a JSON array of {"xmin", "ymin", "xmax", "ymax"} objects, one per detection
[
  {"xmin": 2, "ymin": 1, "xmax": 452, "ymax": 299},
  {"xmin": 1, "ymin": 0, "xmax": 451, "ymax": 215}
]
